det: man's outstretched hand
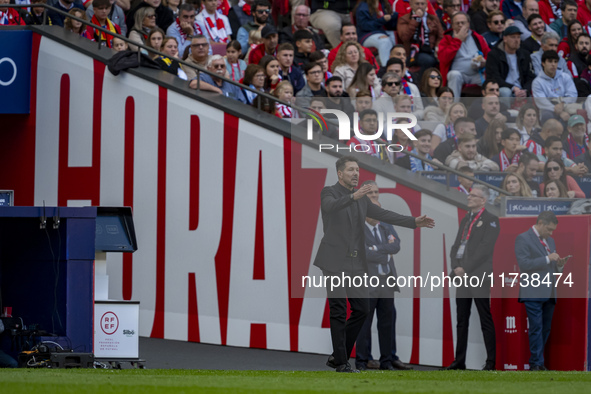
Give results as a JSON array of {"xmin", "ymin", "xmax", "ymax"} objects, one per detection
[{"xmin": 415, "ymin": 215, "xmax": 435, "ymax": 228}]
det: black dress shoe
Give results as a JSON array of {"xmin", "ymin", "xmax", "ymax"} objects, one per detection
[
  {"xmin": 391, "ymin": 359, "xmax": 414, "ymax": 370},
  {"xmin": 356, "ymin": 363, "xmax": 368, "ymax": 371},
  {"xmin": 380, "ymin": 364, "xmax": 396, "ymax": 370},
  {"xmin": 444, "ymin": 361, "xmax": 466, "ymax": 370},
  {"xmin": 336, "ymin": 363, "xmax": 360, "ymax": 373},
  {"xmin": 482, "ymin": 362, "xmax": 496, "ymax": 371},
  {"xmin": 367, "ymin": 360, "xmax": 380, "ymax": 369},
  {"xmin": 326, "ymin": 355, "xmax": 337, "ymax": 369},
  {"xmin": 530, "ymin": 365, "xmax": 547, "ymax": 371}
]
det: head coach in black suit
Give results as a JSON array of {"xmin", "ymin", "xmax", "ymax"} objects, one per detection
[
  {"xmin": 314, "ymin": 156, "xmax": 435, "ymax": 373},
  {"xmin": 445, "ymin": 184, "xmax": 500, "ymax": 371}
]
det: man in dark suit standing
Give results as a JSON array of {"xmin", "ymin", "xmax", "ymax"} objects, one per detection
[
  {"xmin": 355, "ymin": 200, "xmax": 401, "ymax": 371},
  {"xmin": 515, "ymin": 211, "xmax": 567, "ymax": 371},
  {"xmin": 315, "ymin": 156, "xmax": 435, "ymax": 373},
  {"xmin": 446, "ymin": 185, "xmax": 499, "ymax": 371}
]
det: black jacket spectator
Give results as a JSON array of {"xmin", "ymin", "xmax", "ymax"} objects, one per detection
[
  {"xmin": 485, "ymin": 43, "xmax": 536, "ymax": 94},
  {"xmin": 47, "ymin": 0, "xmax": 84, "ymax": 27},
  {"xmin": 575, "ymin": 150, "xmax": 591, "ymax": 170}
]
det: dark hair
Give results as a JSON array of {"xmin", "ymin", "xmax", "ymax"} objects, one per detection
[
  {"xmin": 335, "ymin": 156, "xmax": 358, "ymax": 172},
  {"xmin": 360, "ymin": 109, "xmax": 378, "ymax": 120},
  {"xmin": 518, "ymin": 151, "xmax": 540, "ymax": 167},
  {"xmin": 481, "ymin": 117, "xmax": 506, "ymax": 158},
  {"xmin": 386, "ymin": 57, "xmax": 404, "ymax": 69},
  {"xmin": 293, "ymin": 29, "xmax": 314, "ymax": 42},
  {"xmin": 419, "ymin": 67, "xmax": 442, "ymax": 97},
  {"xmin": 542, "ymin": 50, "xmax": 559, "ymax": 62},
  {"xmin": 277, "ymin": 42, "xmax": 294, "ymax": 53},
  {"xmin": 543, "ymin": 158, "xmax": 567, "ymax": 186},
  {"xmin": 326, "ymin": 76, "xmax": 343, "ymax": 86},
  {"xmin": 482, "ymin": 79, "xmax": 499, "ymax": 92},
  {"xmin": 561, "ymin": 0, "xmax": 577, "ymax": 11},
  {"xmin": 309, "ymin": 51, "xmax": 326, "ymax": 62},
  {"xmin": 304, "ymin": 61, "xmax": 321, "ymax": 75},
  {"xmin": 436, "ymin": 86, "xmax": 454, "ymax": 97},
  {"xmin": 537, "ymin": 210, "xmax": 559, "ymax": 225},
  {"xmin": 226, "ymin": 40, "xmax": 242, "ymax": 51},
  {"xmin": 516, "ymin": 103, "xmax": 540, "ymax": 129},
  {"xmin": 454, "ymin": 116, "xmax": 475, "ymax": 130},
  {"xmin": 414, "ymin": 129, "xmax": 433, "ymax": 139},
  {"xmin": 251, "ymin": 95, "xmax": 275, "ymax": 114},
  {"xmin": 544, "ymin": 135, "xmax": 562, "ymax": 149},
  {"xmin": 243, "ymin": 64, "xmax": 265, "ymax": 86},
  {"xmin": 565, "ymin": 19, "xmax": 583, "ymax": 50},
  {"xmin": 93, "ymin": 0, "xmax": 111, "ymax": 8},
  {"xmin": 254, "ymin": 0, "xmax": 272, "ymax": 10},
  {"xmin": 179, "ymin": 3, "xmax": 195, "ymax": 13},
  {"xmin": 458, "ymin": 165, "xmax": 474, "ymax": 174},
  {"xmin": 527, "ymin": 13, "xmax": 543, "ymax": 26},
  {"xmin": 544, "ymin": 180, "xmax": 569, "ymax": 198},
  {"xmin": 501, "ymin": 128, "xmax": 520, "ymax": 141},
  {"xmin": 576, "ymin": 32, "xmax": 591, "ymax": 45},
  {"xmin": 340, "ymin": 23, "xmax": 356, "ymax": 35}
]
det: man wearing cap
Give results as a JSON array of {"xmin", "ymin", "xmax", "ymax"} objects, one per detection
[
  {"xmin": 248, "ymin": 25, "xmax": 279, "ymax": 64},
  {"xmin": 531, "ymin": 50, "xmax": 577, "ymax": 123},
  {"xmin": 293, "ymin": 29, "xmax": 314, "ymax": 69},
  {"xmin": 485, "ymin": 25, "xmax": 536, "ymax": 99},
  {"xmin": 563, "ymin": 115, "xmax": 590, "ymax": 160}
]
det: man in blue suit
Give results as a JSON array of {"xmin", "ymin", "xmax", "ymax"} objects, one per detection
[
  {"xmin": 515, "ymin": 211, "xmax": 568, "ymax": 371},
  {"xmin": 355, "ymin": 200, "xmax": 401, "ymax": 371}
]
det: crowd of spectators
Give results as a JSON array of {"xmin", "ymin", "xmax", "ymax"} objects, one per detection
[{"xmin": 3, "ymin": 0, "xmax": 591, "ymax": 201}]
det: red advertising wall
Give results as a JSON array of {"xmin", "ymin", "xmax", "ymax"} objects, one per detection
[
  {"xmin": 0, "ymin": 33, "xmax": 588, "ymax": 370},
  {"xmin": 493, "ymin": 216, "xmax": 590, "ymax": 371}
]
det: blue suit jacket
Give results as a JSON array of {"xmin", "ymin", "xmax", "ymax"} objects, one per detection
[
  {"xmin": 515, "ymin": 228, "xmax": 560, "ymax": 302},
  {"xmin": 364, "ymin": 222, "xmax": 401, "ymax": 291}
]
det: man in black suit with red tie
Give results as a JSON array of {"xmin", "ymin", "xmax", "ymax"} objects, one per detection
[
  {"xmin": 315, "ymin": 156, "xmax": 435, "ymax": 373},
  {"xmin": 446, "ymin": 184, "xmax": 499, "ymax": 371}
]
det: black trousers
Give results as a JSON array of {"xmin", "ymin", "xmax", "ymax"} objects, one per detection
[
  {"xmin": 324, "ymin": 267, "xmax": 370, "ymax": 366},
  {"xmin": 455, "ymin": 284, "xmax": 496, "ymax": 365}
]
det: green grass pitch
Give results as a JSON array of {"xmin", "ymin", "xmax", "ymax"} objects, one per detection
[{"xmin": 1, "ymin": 369, "xmax": 591, "ymax": 393}]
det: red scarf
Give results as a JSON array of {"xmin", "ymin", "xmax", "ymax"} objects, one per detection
[
  {"xmin": 565, "ymin": 133, "xmax": 589, "ymax": 160},
  {"xmin": 499, "ymin": 149, "xmax": 520, "ymax": 171},
  {"xmin": 242, "ymin": 3, "xmax": 251, "ymax": 16},
  {"xmin": 526, "ymin": 139, "xmax": 544, "ymax": 155},
  {"xmin": 175, "ymin": 17, "xmax": 202, "ymax": 42},
  {"xmin": 204, "ymin": 13, "xmax": 228, "ymax": 43},
  {"xmin": 441, "ymin": 12, "xmax": 451, "ymax": 30},
  {"xmin": 91, "ymin": 15, "xmax": 119, "ymax": 48},
  {"xmin": 217, "ymin": 0, "xmax": 230, "ymax": 15}
]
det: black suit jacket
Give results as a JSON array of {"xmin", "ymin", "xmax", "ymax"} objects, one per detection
[
  {"xmin": 485, "ymin": 46, "xmax": 536, "ymax": 93},
  {"xmin": 450, "ymin": 209, "xmax": 500, "ymax": 280},
  {"xmin": 313, "ymin": 182, "xmax": 417, "ymax": 273}
]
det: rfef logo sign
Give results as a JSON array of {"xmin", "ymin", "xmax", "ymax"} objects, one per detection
[
  {"xmin": 100, "ymin": 311, "xmax": 119, "ymax": 335},
  {"xmin": 0, "ymin": 30, "xmax": 32, "ymax": 114}
]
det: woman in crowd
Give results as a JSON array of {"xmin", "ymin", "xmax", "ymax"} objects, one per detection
[
  {"xmin": 347, "ymin": 63, "xmax": 381, "ymax": 99},
  {"xmin": 477, "ymin": 118, "xmax": 505, "ymax": 159},
  {"xmin": 64, "ymin": 9, "xmax": 92, "ymax": 40},
  {"xmin": 332, "ymin": 41, "xmax": 366, "ymax": 90},
  {"xmin": 423, "ymin": 87, "xmax": 454, "ymax": 122},
  {"xmin": 354, "ymin": 0, "xmax": 397, "ymax": 67},
  {"xmin": 274, "ymin": 81, "xmax": 295, "ymax": 119},
  {"xmin": 155, "ymin": 36, "xmax": 188, "ymax": 80},
  {"xmin": 541, "ymin": 159, "xmax": 585, "ymax": 198},
  {"xmin": 501, "ymin": 173, "xmax": 532, "ymax": 197},
  {"xmin": 225, "ymin": 40, "xmax": 246, "ymax": 82},
  {"xmin": 260, "ymin": 55, "xmax": 281, "ymax": 92},
  {"xmin": 558, "ymin": 20, "xmax": 583, "ymax": 59},
  {"xmin": 543, "ymin": 180, "xmax": 570, "ymax": 198},
  {"xmin": 146, "ymin": 28, "xmax": 165, "ymax": 59},
  {"xmin": 128, "ymin": 6, "xmax": 157, "ymax": 51},
  {"xmin": 419, "ymin": 68, "xmax": 443, "ymax": 107},
  {"xmin": 515, "ymin": 103, "xmax": 541, "ymax": 145},
  {"xmin": 242, "ymin": 64, "xmax": 266, "ymax": 105},
  {"xmin": 431, "ymin": 101, "xmax": 467, "ymax": 150}
]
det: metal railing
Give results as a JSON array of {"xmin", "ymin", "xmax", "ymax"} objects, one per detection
[{"xmin": 1, "ymin": 4, "xmax": 300, "ymax": 113}]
